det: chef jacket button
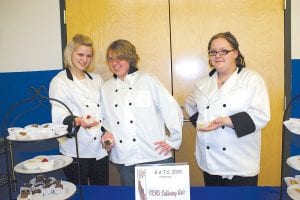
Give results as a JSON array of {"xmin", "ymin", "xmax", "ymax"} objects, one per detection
[
  {"xmin": 222, "ymin": 147, "xmax": 226, "ymax": 151},
  {"xmin": 93, "ymin": 137, "xmax": 97, "ymax": 140},
  {"xmin": 97, "ymin": 104, "xmax": 100, "ymax": 107},
  {"xmin": 206, "ymin": 106, "xmax": 210, "ymax": 109},
  {"xmin": 115, "ymin": 89, "xmax": 118, "ymax": 92},
  {"xmin": 133, "ymin": 138, "xmax": 136, "ymax": 142},
  {"xmin": 115, "ymin": 104, "xmax": 118, "ymax": 107},
  {"xmin": 223, "ymin": 104, "xmax": 226, "ymax": 107},
  {"xmin": 129, "ymin": 87, "xmax": 132, "ymax": 90},
  {"xmin": 206, "ymin": 146, "xmax": 210, "ymax": 150},
  {"xmin": 99, "ymin": 120, "xmax": 102, "ymax": 122},
  {"xmin": 222, "ymin": 126, "xmax": 225, "ymax": 129},
  {"xmin": 86, "ymin": 105, "xmax": 89, "ymax": 107},
  {"xmin": 119, "ymin": 140, "xmax": 123, "ymax": 143},
  {"xmin": 129, "ymin": 102, "xmax": 132, "ymax": 106},
  {"xmin": 130, "ymin": 120, "xmax": 133, "ymax": 123},
  {"xmin": 117, "ymin": 121, "xmax": 120, "ymax": 125}
]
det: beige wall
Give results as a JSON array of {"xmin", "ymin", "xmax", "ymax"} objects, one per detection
[
  {"xmin": 0, "ymin": 0, "xmax": 62, "ymax": 72},
  {"xmin": 292, "ymin": 0, "xmax": 300, "ymax": 59}
]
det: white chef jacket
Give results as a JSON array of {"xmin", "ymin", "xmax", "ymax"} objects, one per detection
[
  {"xmin": 49, "ymin": 69, "xmax": 108, "ymax": 160},
  {"xmin": 101, "ymin": 71, "xmax": 183, "ymax": 166},
  {"xmin": 185, "ymin": 68, "xmax": 270, "ymax": 176}
]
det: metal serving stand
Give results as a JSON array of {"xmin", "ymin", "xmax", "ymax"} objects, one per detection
[
  {"xmin": 1, "ymin": 86, "xmax": 83, "ymax": 200},
  {"xmin": 280, "ymin": 93, "xmax": 300, "ymax": 200}
]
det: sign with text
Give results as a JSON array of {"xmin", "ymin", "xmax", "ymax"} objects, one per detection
[{"xmin": 135, "ymin": 163, "xmax": 190, "ymax": 200}]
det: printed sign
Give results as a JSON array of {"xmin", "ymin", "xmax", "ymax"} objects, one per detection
[{"xmin": 135, "ymin": 163, "xmax": 190, "ymax": 200}]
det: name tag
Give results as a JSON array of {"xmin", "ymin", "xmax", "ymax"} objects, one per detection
[{"xmin": 135, "ymin": 163, "xmax": 190, "ymax": 200}]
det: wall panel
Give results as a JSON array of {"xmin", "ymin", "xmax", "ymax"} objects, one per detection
[
  {"xmin": 66, "ymin": 0, "xmax": 171, "ymax": 89},
  {"xmin": 0, "ymin": 0, "xmax": 63, "ymax": 72}
]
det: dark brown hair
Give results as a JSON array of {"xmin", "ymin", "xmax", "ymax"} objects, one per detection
[{"xmin": 208, "ymin": 32, "xmax": 245, "ymax": 74}]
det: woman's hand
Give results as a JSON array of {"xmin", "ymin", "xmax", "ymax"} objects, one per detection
[
  {"xmin": 101, "ymin": 132, "xmax": 115, "ymax": 151},
  {"xmin": 81, "ymin": 120, "xmax": 99, "ymax": 128},
  {"xmin": 75, "ymin": 116, "xmax": 99, "ymax": 128},
  {"xmin": 197, "ymin": 116, "xmax": 233, "ymax": 131},
  {"xmin": 154, "ymin": 141, "xmax": 172, "ymax": 156}
]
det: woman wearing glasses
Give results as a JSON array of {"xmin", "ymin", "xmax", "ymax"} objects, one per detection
[
  {"xmin": 185, "ymin": 32, "xmax": 270, "ymax": 186},
  {"xmin": 100, "ymin": 39, "xmax": 183, "ymax": 186}
]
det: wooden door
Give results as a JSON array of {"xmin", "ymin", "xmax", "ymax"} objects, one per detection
[
  {"xmin": 66, "ymin": 0, "xmax": 284, "ymax": 186},
  {"xmin": 65, "ymin": 0, "xmax": 171, "ymax": 185}
]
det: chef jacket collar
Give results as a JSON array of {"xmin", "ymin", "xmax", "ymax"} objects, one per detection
[
  {"xmin": 209, "ymin": 66, "xmax": 244, "ymax": 77},
  {"xmin": 66, "ymin": 67, "xmax": 93, "ymax": 81},
  {"xmin": 113, "ymin": 66, "xmax": 138, "ymax": 79}
]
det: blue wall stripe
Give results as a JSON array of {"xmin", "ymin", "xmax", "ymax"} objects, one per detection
[
  {"xmin": 290, "ymin": 59, "xmax": 300, "ymax": 157},
  {"xmin": 0, "ymin": 70, "xmax": 60, "ymax": 136}
]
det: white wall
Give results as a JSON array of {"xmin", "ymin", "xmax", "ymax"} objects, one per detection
[
  {"xmin": 0, "ymin": 0, "xmax": 63, "ymax": 72},
  {"xmin": 292, "ymin": 0, "xmax": 300, "ymax": 59}
]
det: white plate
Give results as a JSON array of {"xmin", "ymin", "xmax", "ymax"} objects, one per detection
[
  {"xmin": 7, "ymin": 123, "xmax": 68, "ymax": 142},
  {"xmin": 287, "ymin": 156, "xmax": 300, "ymax": 171},
  {"xmin": 284, "ymin": 177, "xmax": 300, "ymax": 187},
  {"xmin": 287, "ymin": 184, "xmax": 300, "ymax": 200},
  {"xmin": 6, "ymin": 130, "xmax": 67, "ymax": 142},
  {"xmin": 284, "ymin": 118, "xmax": 300, "ymax": 135},
  {"xmin": 17, "ymin": 181, "xmax": 76, "ymax": 200},
  {"xmin": 14, "ymin": 155, "xmax": 73, "ymax": 174}
]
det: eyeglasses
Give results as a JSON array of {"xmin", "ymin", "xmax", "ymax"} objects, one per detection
[
  {"xmin": 208, "ymin": 49, "xmax": 235, "ymax": 56},
  {"xmin": 106, "ymin": 56, "xmax": 125, "ymax": 63}
]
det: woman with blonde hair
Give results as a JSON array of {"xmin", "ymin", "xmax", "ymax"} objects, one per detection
[{"xmin": 49, "ymin": 34, "xmax": 109, "ymax": 185}]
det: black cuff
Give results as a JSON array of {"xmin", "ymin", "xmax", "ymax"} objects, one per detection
[
  {"xmin": 63, "ymin": 115, "xmax": 79, "ymax": 137},
  {"xmin": 189, "ymin": 112, "xmax": 199, "ymax": 128},
  {"xmin": 101, "ymin": 126, "xmax": 107, "ymax": 135},
  {"xmin": 229, "ymin": 112, "xmax": 256, "ymax": 138}
]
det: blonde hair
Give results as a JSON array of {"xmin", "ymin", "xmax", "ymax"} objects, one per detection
[{"xmin": 63, "ymin": 34, "xmax": 94, "ymax": 69}]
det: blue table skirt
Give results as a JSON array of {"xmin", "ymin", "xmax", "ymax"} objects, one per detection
[{"xmin": 70, "ymin": 186, "xmax": 288, "ymax": 200}]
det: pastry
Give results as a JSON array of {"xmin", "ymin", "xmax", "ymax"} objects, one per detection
[
  {"xmin": 54, "ymin": 183, "xmax": 64, "ymax": 195},
  {"xmin": 16, "ymin": 131, "xmax": 30, "ymax": 140},
  {"xmin": 83, "ymin": 115, "xmax": 97, "ymax": 125},
  {"xmin": 295, "ymin": 188, "xmax": 300, "ymax": 193},
  {"xmin": 19, "ymin": 188, "xmax": 32, "ymax": 200},
  {"xmin": 42, "ymin": 183, "xmax": 53, "ymax": 196},
  {"xmin": 31, "ymin": 189, "xmax": 43, "ymax": 200},
  {"xmin": 104, "ymin": 139, "xmax": 112, "ymax": 145},
  {"xmin": 39, "ymin": 158, "xmax": 54, "ymax": 170},
  {"xmin": 23, "ymin": 159, "xmax": 39, "ymax": 170},
  {"xmin": 22, "ymin": 176, "xmax": 66, "ymax": 199},
  {"xmin": 36, "ymin": 175, "xmax": 45, "ymax": 183}
]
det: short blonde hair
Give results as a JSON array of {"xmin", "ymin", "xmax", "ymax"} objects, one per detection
[{"xmin": 63, "ymin": 34, "xmax": 94, "ymax": 69}]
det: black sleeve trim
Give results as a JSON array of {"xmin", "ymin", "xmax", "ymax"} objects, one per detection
[
  {"xmin": 63, "ymin": 115, "xmax": 79, "ymax": 137},
  {"xmin": 229, "ymin": 112, "xmax": 256, "ymax": 138},
  {"xmin": 189, "ymin": 112, "xmax": 199, "ymax": 128},
  {"xmin": 101, "ymin": 126, "xmax": 107, "ymax": 136}
]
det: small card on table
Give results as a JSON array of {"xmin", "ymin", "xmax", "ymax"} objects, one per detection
[{"xmin": 135, "ymin": 163, "xmax": 190, "ymax": 200}]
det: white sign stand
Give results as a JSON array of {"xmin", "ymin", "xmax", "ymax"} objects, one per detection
[{"xmin": 135, "ymin": 163, "xmax": 190, "ymax": 200}]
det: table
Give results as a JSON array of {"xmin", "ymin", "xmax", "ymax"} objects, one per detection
[{"xmin": 70, "ymin": 186, "xmax": 289, "ymax": 200}]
